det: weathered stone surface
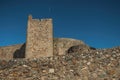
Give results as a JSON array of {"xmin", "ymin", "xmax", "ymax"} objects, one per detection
[
  {"xmin": 53, "ymin": 38, "xmax": 88, "ymax": 55},
  {"xmin": 0, "ymin": 44, "xmax": 25, "ymax": 60},
  {"xmin": 49, "ymin": 68, "xmax": 54, "ymax": 73},
  {"xmin": 0, "ymin": 47, "xmax": 120, "ymax": 79},
  {"xmin": 0, "ymin": 38, "xmax": 88, "ymax": 60},
  {"xmin": 26, "ymin": 15, "xmax": 53, "ymax": 58}
]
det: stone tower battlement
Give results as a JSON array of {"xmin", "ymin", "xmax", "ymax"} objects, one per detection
[{"xmin": 26, "ymin": 15, "xmax": 53, "ymax": 58}]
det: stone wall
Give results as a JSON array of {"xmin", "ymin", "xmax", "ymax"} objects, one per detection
[
  {"xmin": 0, "ymin": 44, "xmax": 25, "ymax": 60},
  {"xmin": 25, "ymin": 15, "xmax": 53, "ymax": 58},
  {"xmin": 0, "ymin": 15, "xmax": 90, "ymax": 59},
  {"xmin": 53, "ymin": 38, "xmax": 88, "ymax": 55},
  {"xmin": 0, "ymin": 37, "xmax": 89, "ymax": 60}
]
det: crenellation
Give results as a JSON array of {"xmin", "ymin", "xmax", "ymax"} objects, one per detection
[
  {"xmin": 31, "ymin": 18, "xmax": 52, "ymax": 22},
  {"xmin": 40, "ymin": 18, "xmax": 52, "ymax": 21}
]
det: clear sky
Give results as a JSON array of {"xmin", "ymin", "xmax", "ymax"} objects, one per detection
[{"xmin": 0, "ymin": 0, "xmax": 120, "ymax": 48}]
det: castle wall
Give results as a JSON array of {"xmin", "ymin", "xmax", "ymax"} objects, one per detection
[
  {"xmin": 25, "ymin": 15, "xmax": 53, "ymax": 58},
  {"xmin": 53, "ymin": 38, "xmax": 86, "ymax": 55},
  {"xmin": 0, "ymin": 44, "xmax": 23, "ymax": 60},
  {"xmin": 0, "ymin": 37, "xmax": 86, "ymax": 60},
  {"xmin": 0, "ymin": 15, "xmax": 89, "ymax": 60}
]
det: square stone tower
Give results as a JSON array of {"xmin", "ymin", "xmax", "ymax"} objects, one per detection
[{"xmin": 25, "ymin": 15, "xmax": 53, "ymax": 58}]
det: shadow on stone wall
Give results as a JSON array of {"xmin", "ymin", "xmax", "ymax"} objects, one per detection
[
  {"xmin": 67, "ymin": 45, "xmax": 96, "ymax": 54},
  {"xmin": 13, "ymin": 43, "xmax": 25, "ymax": 58}
]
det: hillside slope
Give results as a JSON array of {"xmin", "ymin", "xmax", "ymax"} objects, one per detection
[{"xmin": 0, "ymin": 47, "xmax": 120, "ymax": 80}]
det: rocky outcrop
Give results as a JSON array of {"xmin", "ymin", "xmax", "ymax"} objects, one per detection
[{"xmin": 0, "ymin": 47, "xmax": 120, "ymax": 80}]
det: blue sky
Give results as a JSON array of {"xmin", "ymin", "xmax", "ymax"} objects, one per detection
[{"xmin": 0, "ymin": 0, "xmax": 120, "ymax": 48}]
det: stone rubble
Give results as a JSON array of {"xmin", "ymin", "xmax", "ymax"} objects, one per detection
[{"xmin": 0, "ymin": 47, "xmax": 120, "ymax": 80}]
